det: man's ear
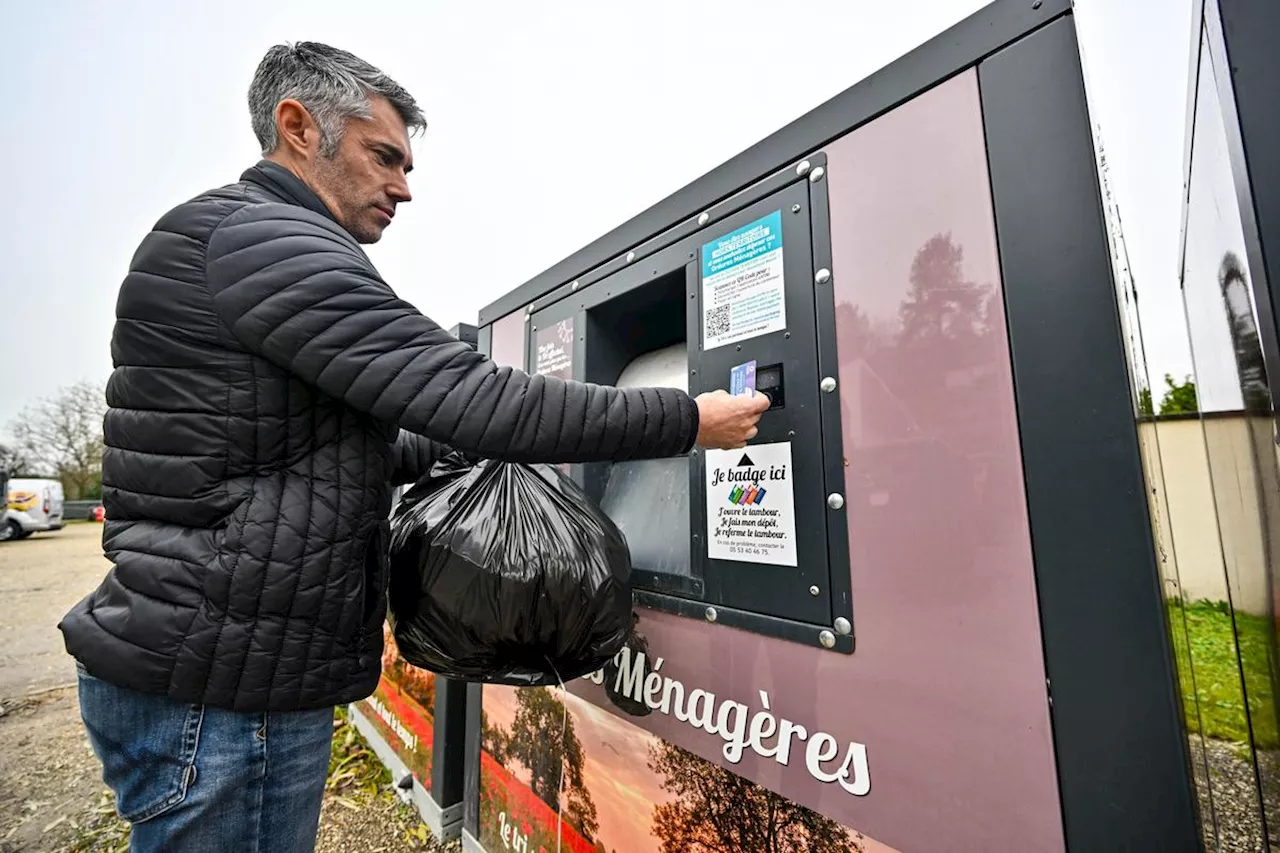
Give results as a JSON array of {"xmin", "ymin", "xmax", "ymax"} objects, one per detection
[{"xmin": 274, "ymin": 99, "xmax": 318, "ymax": 158}]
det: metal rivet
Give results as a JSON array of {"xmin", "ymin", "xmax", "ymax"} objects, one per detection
[
  {"xmin": 691, "ymin": 369, "xmax": 697, "ymax": 375},
  {"xmin": 690, "ymin": 293, "xmax": 696, "ymax": 299},
  {"xmin": 820, "ymin": 377, "xmax": 837, "ymax": 393},
  {"xmin": 698, "ymin": 212, "xmax": 710, "ymax": 226},
  {"xmin": 809, "ymin": 585, "xmax": 820, "ymax": 597},
  {"xmin": 784, "ymin": 332, "xmax": 791, "ymax": 339},
  {"xmin": 626, "ymin": 251, "xmax": 636, "ymax": 263},
  {"xmin": 827, "ymin": 493, "xmax": 845, "ymax": 510},
  {"xmin": 815, "ymin": 269, "xmax": 831, "ymax": 285},
  {"xmin": 1032, "ymin": 0, "xmax": 1042, "ymax": 7},
  {"xmin": 809, "ymin": 166, "xmax": 825, "ymax": 183},
  {"xmin": 819, "ymin": 630, "xmax": 836, "ymax": 649},
  {"xmin": 834, "ymin": 617, "xmax": 852, "ymax": 636},
  {"xmin": 531, "ymin": 325, "xmax": 537, "ymax": 331},
  {"xmin": 526, "ymin": 305, "xmax": 534, "ymax": 315},
  {"xmin": 788, "ymin": 430, "xmax": 796, "ymax": 438},
  {"xmin": 736, "ymin": 345, "xmax": 742, "ymax": 351},
  {"xmin": 571, "ymin": 280, "xmax": 579, "ymax": 291},
  {"xmin": 792, "ymin": 204, "xmax": 802, "ymax": 214},
  {"xmin": 796, "ymin": 160, "xmax": 812, "ymax": 177},
  {"xmin": 524, "ymin": 314, "xmax": 531, "ymax": 323},
  {"xmin": 705, "ymin": 607, "xmax": 718, "ymax": 623}
]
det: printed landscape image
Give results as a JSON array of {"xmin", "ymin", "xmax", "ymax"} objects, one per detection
[
  {"xmin": 357, "ymin": 625, "xmax": 437, "ymax": 788},
  {"xmin": 478, "ymin": 685, "xmax": 896, "ymax": 853}
]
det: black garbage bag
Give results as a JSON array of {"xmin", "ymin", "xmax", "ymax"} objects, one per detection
[{"xmin": 386, "ymin": 451, "xmax": 634, "ymax": 686}]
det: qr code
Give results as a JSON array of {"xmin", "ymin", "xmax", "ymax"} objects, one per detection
[{"xmin": 706, "ymin": 304, "xmax": 731, "ymax": 338}]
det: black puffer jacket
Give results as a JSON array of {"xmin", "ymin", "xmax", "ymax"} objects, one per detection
[{"xmin": 59, "ymin": 161, "xmax": 698, "ymax": 712}]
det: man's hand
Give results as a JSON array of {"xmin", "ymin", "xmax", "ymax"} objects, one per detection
[{"xmin": 694, "ymin": 390, "xmax": 771, "ymax": 450}]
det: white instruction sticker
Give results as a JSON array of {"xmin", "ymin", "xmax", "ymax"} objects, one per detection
[
  {"xmin": 701, "ymin": 210, "xmax": 787, "ymax": 350},
  {"xmin": 705, "ymin": 441, "xmax": 798, "ymax": 567}
]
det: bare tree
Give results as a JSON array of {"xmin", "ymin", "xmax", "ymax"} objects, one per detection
[
  {"xmin": 8, "ymin": 380, "xmax": 108, "ymax": 499},
  {"xmin": 0, "ymin": 442, "xmax": 43, "ymax": 478}
]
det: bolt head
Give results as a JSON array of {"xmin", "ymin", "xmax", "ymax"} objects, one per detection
[
  {"xmin": 792, "ymin": 204, "xmax": 802, "ymax": 214},
  {"xmin": 626, "ymin": 251, "xmax": 636, "ymax": 263},
  {"xmin": 796, "ymin": 160, "xmax": 812, "ymax": 177},
  {"xmin": 819, "ymin": 630, "xmax": 836, "ymax": 649},
  {"xmin": 809, "ymin": 585, "xmax": 820, "ymax": 597},
  {"xmin": 571, "ymin": 280, "xmax": 579, "ymax": 291},
  {"xmin": 809, "ymin": 166, "xmax": 826, "ymax": 183},
  {"xmin": 698, "ymin": 212, "xmax": 710, "ymax": 226},
  {"xmin": 705, "ymin": 607, "xmax": 718, "ymax": 623},
  {"xmin": 820, "ymin": 376, "xmax": 837, "ymax": 393},
  {"xmin": 815, "ymin": 268, "xmax": 832, "ymax": 285},
  {"xmin": 827, "ymin": 493, "xmax": 845, "ymax": 510},
  {"xmin": 834, "ymin": 617, "xmax": 852, "ymax": 636}
]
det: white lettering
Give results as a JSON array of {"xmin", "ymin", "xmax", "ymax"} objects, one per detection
[{"xmin": 580, "ymin": 650, "xmax": 870, "ymax": 797}]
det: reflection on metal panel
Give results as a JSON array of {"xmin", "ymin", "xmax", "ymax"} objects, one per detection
[{"xmin": 1120, "ymin": 3, "xmax": 1280, "ymax": 848}]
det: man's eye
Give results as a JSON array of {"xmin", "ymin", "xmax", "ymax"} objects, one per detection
[{"xmin": 376, "ymin": 150, "xmax": 393, "ymax": 165}]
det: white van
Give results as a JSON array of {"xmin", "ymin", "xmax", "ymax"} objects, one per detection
[{"xmin": 1, "ymin": 478, "xmax": 65, "ymax": 541}]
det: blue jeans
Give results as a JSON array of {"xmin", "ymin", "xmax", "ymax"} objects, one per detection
[{"xmin": 76, "ymin": 663, "xmax": 334, "ymax": 852}]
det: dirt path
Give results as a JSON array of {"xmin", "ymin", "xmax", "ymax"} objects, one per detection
[{"xmin": 0, "ymin": 523, "xmax": 449, "ymax": 852}]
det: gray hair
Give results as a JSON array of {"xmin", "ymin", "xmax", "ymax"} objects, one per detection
[{"xmin": 248, "ymin": 41, "xmax": 426, "ymax": 157}]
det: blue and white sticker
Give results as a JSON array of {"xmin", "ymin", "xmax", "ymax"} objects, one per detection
[{"xmin": 701, "ymin": 210, "xmax": 787, "ymax": 350}]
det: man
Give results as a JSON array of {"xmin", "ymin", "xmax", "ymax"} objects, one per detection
[{"xmin": 58, "ymin": 42, "xmax": 768, "ymax": 853}]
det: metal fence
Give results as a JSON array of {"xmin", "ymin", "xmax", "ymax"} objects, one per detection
[{"xmin": 62, "ymin": 500, "xmax": 103, "ymax": 521}]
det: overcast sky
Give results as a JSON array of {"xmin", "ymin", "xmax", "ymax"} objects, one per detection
[{"xmin": 0, "ymin": 0, "xmax": 1194, "ymax": 431}]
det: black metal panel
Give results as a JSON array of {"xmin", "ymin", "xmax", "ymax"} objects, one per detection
[
  {"xmin": 979, "ymin": 17, "xmax": 1200, "ymax": 853},
  {"xmin": 805, "ymin": 165, "xmax": 854, "ymax": 631},
  {"xmin": 449, "ymin": 322, "xmax": 479, "ymax": 350},
  {"xmin": 477, "ymin": 0, "xmax": 1071, "ymax": 326},
  {"xmin": 530, "ymin": 178, "xmax": 853, "ymax": 653},
  {"xmin": 688, "ymin": 182, "xmax": 829, "ymax": 625},
  {"xmin": 461, "ymin": 682, "xmax": 483, "ymax": 835},
  {"xmin": 431, "ymin": 678, "xmax": 468, "ymax": 808}
]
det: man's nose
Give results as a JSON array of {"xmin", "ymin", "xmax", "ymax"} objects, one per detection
[{"xmin": 389, "ymin": 175, "xmax": 412, "ymax": 204}]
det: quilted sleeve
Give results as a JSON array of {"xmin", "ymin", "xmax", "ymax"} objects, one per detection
[
  {"xmin": 205, "ymin": 204, "xmax": 699, "ymax": 463},
  {"xmin": 388, "ymin": 430, "xmax": 447, "ymax": 485}
]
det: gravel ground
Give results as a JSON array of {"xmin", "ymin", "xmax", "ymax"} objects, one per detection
[
  {"xmin": 0, "ymin": 524, "xmax": 451, "ymax": 853},
  {"xmin": 1189, "ymin": 735, "xmax": 1280, "ymax": 852}
]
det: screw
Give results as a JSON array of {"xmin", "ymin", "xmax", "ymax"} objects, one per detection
[
  {"xmin": 691, "ymin": 369, "xmax": 697, "ymax": 376},
  {"xmin": 815, "ymin": 269, "xmax": 832, "ymax": 285},
  {"xmin": 788, "ymin": 430, "xmax": 795, "ymax": 438},
  {"xmin": 736, "ymin": 345, "xmax": 742, "ymax": 351},
  {"xmin": 796, "ymin": 160, "xmax": 812, "ymax": 177},
  {"xmin": 834, "ymin": 617, "xmax": 852, "ymax": 636},
  {"xmin": 820, "ymin": 377, "xmax": 837, "ymax": 393},
  {"xmin": 784, "ymin": 332, "xmax": 791, "ymax": 339},
  {"xmin": 1032, "ymin": 0, "xmax": 1042, "ymax": 7},
  {"xmin": 705, "ymin": 607, "xmax": 718, "ymax": 623},
  {"xmin": 626, "ymin": 251, "xmax": 636, "ymax": 263},
  {"xmin": 809, "ymin": 585, "xmax": 820, "ymax": 596},
  {"xmin": 809, "ymin": 166, "xmax": 825, "ymax": 183},
  {"xmin": 792, "ymin": 204, "xmax": 802, "ymax": 214},
  {"xmin": 827, "ymin": 493, "xmax": 845, "ymax": 510},
  {"xmin": 819, "ymin": 630, "xmax": 836, "ymax": 649},
  {"xmin": 698, "ymin": 212, "xmax": 710, "ymax": 226}
]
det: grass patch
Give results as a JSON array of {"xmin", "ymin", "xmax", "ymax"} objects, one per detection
[
  {"xmin": 326, "ymin": 705, "xmax": 393, "ymax": 799},
  {"xmin": 1169, "ymin": 598, "xmax": 1279, "ymax": 750}
]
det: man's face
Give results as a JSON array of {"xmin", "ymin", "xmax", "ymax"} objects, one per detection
[{"xmin": 309, "ymin": 96, "xmax": 414, "ymax": 244}]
